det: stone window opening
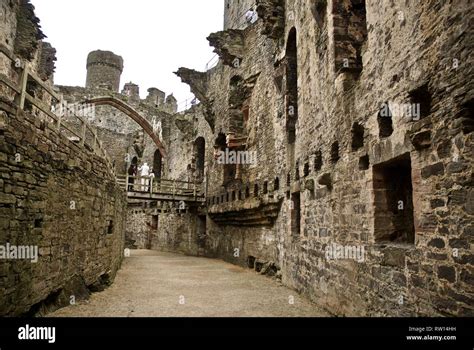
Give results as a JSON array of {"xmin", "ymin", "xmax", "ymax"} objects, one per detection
[
  {"xmin": 238, "ymin": 190, "xmax": 242, "ymax": 200},
  {"xmin": 314, "ymin": 150, "xmax": 323, "ymax": 171},
  {"xmin": 107, "ymin": 220, "xmax": 114, "ymax": 235},
  {"xmin": 263, "ymin": 181, "xmax": 268, "ymax": 194},
  {"xmin": 254, "ymin": 184, "xmax": 259, "ymax": 197},
  {"xmin": 373, "ymin": 153, "xmax": 415, "ymax": 244},
  {"xmin": 151, "ymin": 215, "xmax": 158, "ymax": 230},
  {"xmin": 285, "ymin": 27, "xmax": 298, "ymax": 144},
  {"xmin": 291, "ymin": 192, "xmax": 301, "ymax": 237},
  {"xmin": 295, "ymin": 161, "xmax": 300, "ymax": 180},
  {"xmin": 330, "ymin": 142, "xmax": 340, "ymax": 164},
  {"xmin": 378, "ymin": 102, "xmax": 393, "ymax": 138},
  {"xmin": 303, "ymin": 162, "xmax": 310, "ymax": 177},
  {"xmin": 245, "ymin": 186, "xmax": 250, "ymax": 198},
  {"xmin": 312, "ymin": 0, "xmax": 328, "ymax": 29},
  {"xmin": 359, "ymin": 154, "xmax": 370, "ymax": 170},
  {"xmin": 286, "ymin": 172, "xmax": 291, "ymax": 187},
  {"xmin": 247, "ymin": 256, "xmax": 256, "ymax": 269},
  {"xmin": 334, "ymin": 0, "xmax": 367, "ymax": 74},
  {"xmin": 193, "ymin": 137, "xmax": 206, "ymax": 181},
  {"xmin": 223, "ymin": 164, "xmax": 237, "ymax": 186},
  {"xmin": 351, "ymin": 122, "xmax": 365, "ymax": 151},
  {"xmin": 408, "ymin": 83, "xmax": 432, "ymax": 120},
  {"xmin": 215, "ymin": 132, "xmax": 227, "ymax": 150},
  {"xmin": 458, "ymin": 98, "xmax": 473, "ymax": 134},
  {"xmin": 274, "ymin": 177, "xmax": 280, "ymax": 191},
  {"xmin": 34, "ymin": 218, "xmax": 43, "ymax": 228},
  {"xmin": 232, "ymin": 191, "xmax": 236, "ymax": 201}
]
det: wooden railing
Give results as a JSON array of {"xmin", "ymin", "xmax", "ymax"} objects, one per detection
[
  {"xmin": 116, "ymin": 175, "xmax": 205, "ymax": 202},
  {"xmin": 0, "ymin": 44, "xmax": 115, "ymax": 174}
]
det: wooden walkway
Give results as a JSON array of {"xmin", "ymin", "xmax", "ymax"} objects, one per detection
[{"xmin": 116, "ymin": 175, "xmax": 205, "ymax": 203}]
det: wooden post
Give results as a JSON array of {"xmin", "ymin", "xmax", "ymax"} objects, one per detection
[
  {"xmin": 18, "ymin": 64, "xmax": 29, "ymax": 111},
  {"xmin": 149, "ymin": 176, "xmax": 153, "ymax": 195},
  {"xmin": 80, "ymin": 119, "xmax": 86, "ymax": 147},
  {"xmin": 126, "ymin": 174, "xmax": 129, "ymax": 192},
  {"xmin": 92, "ymin": 134, "xmax": 97, "ymax": 153}
]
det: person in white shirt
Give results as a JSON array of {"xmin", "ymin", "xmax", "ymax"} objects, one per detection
[
  {"xmin": 245, "ymin": 7, "xmax": 258, "ymax": 25},
  {"xmin": 138, "ymin": 162, "xmax": 150, "ymax": 191}
]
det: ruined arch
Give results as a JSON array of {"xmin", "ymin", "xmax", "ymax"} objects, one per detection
[{"xmin": 84, "ymin": 96, "xmax": 167, "ymax": 157}]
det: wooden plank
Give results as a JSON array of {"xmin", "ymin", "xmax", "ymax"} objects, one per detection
[
  {"xmin": 80, "ymin": 120, "xmax": 86, "ymax": 147},
  {"xmin": 0, "ymin": 73, "xmax": 20, "ymax": 94},
  {"xmin": 58, "ymin": 121, "xmax": 81, "ymax": 139},
  {"xmin": 27, "ymin": 70, "xmax": 61, "ymax": 102},
  {"xmin": 0, "ymin": 43, "xmax": 15, "ymax": 61},
  {"xmin": 25, "ymin": 93, "xmax": 59, "ymax": 123},
  {"xmin": 18, "ymin": 65, "xmax": 28, "ymax": 110}
]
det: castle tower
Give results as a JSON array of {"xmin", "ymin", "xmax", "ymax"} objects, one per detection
[
  {"xmin": 86, "ymin": 50, "xmax": 124, "ymax": 92},
  {"xmin": 165, "ymin": 94, "xmax": 177, "ymax": 113},
  {"xmin": 122, "ymin": 82, "xmax": 140, "ymax": 104},
  {"xmin": 146, "ymin": 87, "xmax": 166, "ymax": 107}
]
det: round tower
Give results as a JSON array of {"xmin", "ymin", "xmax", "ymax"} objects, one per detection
[{"xmin": 86, "ymin": 50, "xmax": 124, "ymax": 92}]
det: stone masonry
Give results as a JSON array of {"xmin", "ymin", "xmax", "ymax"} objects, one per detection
[
  {"xmin": 168, "ymin": 0, "xmax": 473, "ymax": 316},
  {"xmin": 0, "ymin": 0, "xmax": 472, "ymax": 317},
  {"xmin": 0, "ymin": 0, "xmax": 127, "ymax": 316}
]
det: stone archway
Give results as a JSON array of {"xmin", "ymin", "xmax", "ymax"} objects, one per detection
[{"xmin": 84, "ymin": 96, "xmax": 167, "ymax": 157}]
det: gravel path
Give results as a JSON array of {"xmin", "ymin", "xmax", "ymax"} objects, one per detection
[{"xmin": 49, "ymin": 250, "xmax": 328, "ymax": 317}]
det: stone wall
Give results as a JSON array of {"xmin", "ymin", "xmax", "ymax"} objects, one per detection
[
  {"xmin": 0, "ymin": 105, "xmax": 127, "ymax": 316},
  {"xmin": 223, "ymin": 0, "xmax": 255, "ymax": 30},
  {"xmin": 170, "ymin": 0, "xmax": 473, "ymax": 316}
]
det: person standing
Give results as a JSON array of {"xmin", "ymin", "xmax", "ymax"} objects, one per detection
[
  {"xmin": 127, "ymin": 163, "xmax": 137, "ymax": 191},
  {"xmin": 138, "ymin": 162, "xmax": 150, "ymax": 191},
  {"xmin": 245, "ymin": 7, "xmax": 258, "ymax": 25}
]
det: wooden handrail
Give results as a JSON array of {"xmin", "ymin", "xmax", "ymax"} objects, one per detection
[
  {"xmin": 0, "ymin": 54, "xmax": 116, "ymax": 176},
  {"xmin": 120, "ymin": 174, "xmax": 204, "ymax": 198}
]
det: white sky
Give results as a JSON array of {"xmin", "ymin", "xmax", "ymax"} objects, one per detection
[{"xmin": 31, "ymin": 0, "xmax": 224, "ymax": 110}]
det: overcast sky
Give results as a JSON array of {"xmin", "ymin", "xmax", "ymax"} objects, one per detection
[{"xmin": 31, "ymin": 0, "xmax": 224, "ymax": 110}]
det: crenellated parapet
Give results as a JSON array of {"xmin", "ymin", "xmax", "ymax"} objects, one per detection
[
  {"xmin": 207, "ymin": 30, "xmax": 245, "ymax": 67},
  {"xmin": 256, "ymin": 0, "xmax": 285, "ymax": 40}
]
